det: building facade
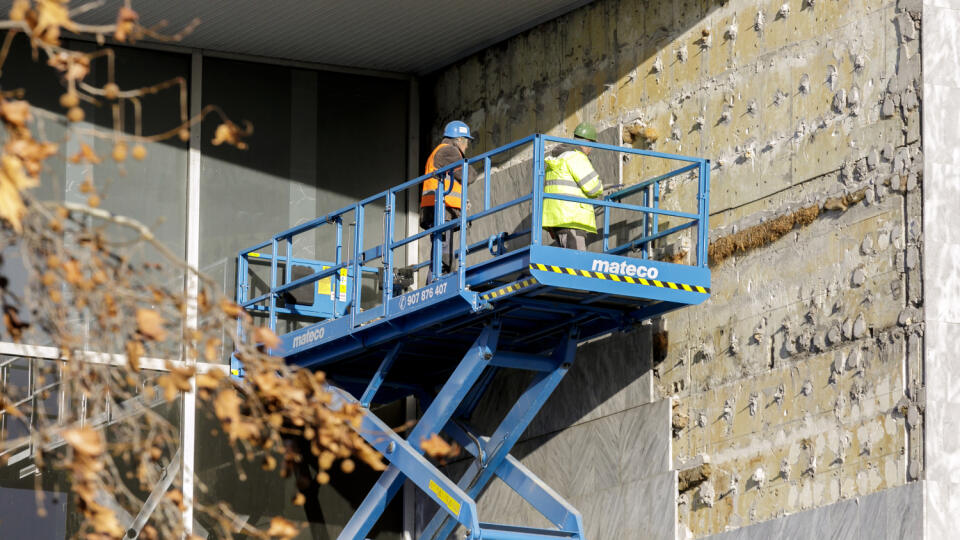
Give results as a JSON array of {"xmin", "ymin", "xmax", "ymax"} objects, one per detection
[{"xmin": 1, "ymin": 0, "xmax": 959, "ymax": 538}]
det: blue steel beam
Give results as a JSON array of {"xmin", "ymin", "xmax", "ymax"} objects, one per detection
[
  {"xmin": 423, "ymin": 331, "xmax": 578, "ymax": 540},
  {"xmin": 337, "ymin": 324, "xmax": 501, "ymax": 540},
  {"xmin": 478, "ymin": 523, "xmax": 579, "ymax": 539},
  {"xmin": 442, "ymin": 423, "xmax": 584, "ymax": 535},
  {"xmin": 327, "ymin": 385, "xmax": 483, "ymax": 539},
  {"xmin": 359, "ymin": 342, "xmax": 402, "ymax": 408}
]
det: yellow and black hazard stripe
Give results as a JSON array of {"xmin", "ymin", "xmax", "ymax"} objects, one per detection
[
  {"xmin": 528, "ymin": 263, "xmax": 709, "ymax": 294},
  {"xmin": 480, "ymin": 277, "xmax": 538, "ymax": 301}
]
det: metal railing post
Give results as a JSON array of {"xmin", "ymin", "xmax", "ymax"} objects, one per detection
[
  {"xmin": 459, "ymin": 162, "xmax": 469, "ymax": 289},
  {"xmin": 602, "ymin": 205, "xmax": 610, "ymax": 252},
  {"xmin": 697, "ymin": 160, "xmax": 711, "ymax": 267},
  {"xmin": 383, "ymin": 192, "xmax": 395, "ymax": 314},
  {"xmin": 531, "ymin": 135, "xmax": 544, "ymax": 245},
  {"xmin": 483, "ymin": 156, "xmax": 491, "ymax": 211},
  {"xmin": 268, "ymin": 238, "xmax": 278, "ymax": 331},
  {"xmin": 652, "ymin": 179, "xmax": 661, "ymax": 241},
  {"xmin": 236, "ymin": 254, "xmax": 247, "ymax": 306},
  {"xmin": 334, "ymin": 216, "xmax": 342, "ymax": 315},
  {"xmin": 235, "ymin": 254, "xmax": 247, "ymax": 357},
  {"xmin": 642, "ymin": 189, "xmax": 649, "ymax": 259},
  {"xmin": 284, "ymin": 236, "xmax": 292, "ymax": 296},
  {"xmin": 432, "ymin": 174, "xmax": 445, "ymax": 282},
  {"xmin": 352, "ymin": 203, "xmax": 364, "ymax": 328}
]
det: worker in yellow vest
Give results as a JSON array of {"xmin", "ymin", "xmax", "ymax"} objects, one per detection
[
  {"xmin": 421, "ymin": 120, "xmax": 473, "ymax": 278},
  {"xmin": 542, "ymin": 122, "xmax": 603, "ymax": 250}
]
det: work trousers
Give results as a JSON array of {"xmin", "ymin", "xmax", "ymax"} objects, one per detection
[
  {"xmin": 545, "ymin": 227, "xmax": 587, "ymax": 251},
  {"xmin": 420, "ymin": 206, "xmax": 460, "ymax": 281}
]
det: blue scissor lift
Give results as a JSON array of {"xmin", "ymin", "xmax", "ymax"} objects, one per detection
[{"xmin": 235, "ymin": 135, "xmax": 711, "ymax": 540}]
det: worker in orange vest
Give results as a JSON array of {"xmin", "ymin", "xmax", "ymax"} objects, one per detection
[{"xmin": 420, "ymin": 120, "xmax": 473, "ymax": 279}]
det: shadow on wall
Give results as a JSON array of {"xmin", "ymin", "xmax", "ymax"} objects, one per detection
[
  {"xmin": 418, "ymin": 0, "xmax": 729, "ymax": 162},
  {"xmin": 468, "ymin": 321, "xmax": 659, "ymax": 455}
]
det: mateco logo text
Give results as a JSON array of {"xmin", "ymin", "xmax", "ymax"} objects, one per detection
[
  {"xmin": 591, "ymin": 259, "xmax": 659, "ymax": 279},
  {"xmin": 292, "ymin": 327, "xmax": 325, "ymax": 348}
]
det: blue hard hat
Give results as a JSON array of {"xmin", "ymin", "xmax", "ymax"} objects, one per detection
[{"xmin": 443, "ymin": 120, "xmax": 473, "ymax": 140}]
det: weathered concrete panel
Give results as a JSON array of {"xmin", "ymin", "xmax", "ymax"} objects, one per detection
[{"xmin": 425, "ymin": 0, "xmax": 924, "ymax": 535}]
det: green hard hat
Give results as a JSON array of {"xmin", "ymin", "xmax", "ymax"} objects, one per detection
[{"xmin": 573, "ymin": 122, "xmax": 598, "ymax": 142}]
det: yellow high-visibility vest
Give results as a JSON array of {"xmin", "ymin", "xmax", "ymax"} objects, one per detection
[{"xmin": 543, "ymin": 149, "xmax": 602, "ymax": 233}]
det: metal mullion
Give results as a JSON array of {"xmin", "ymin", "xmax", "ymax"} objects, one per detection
[{"xmin": 181, "ymin": 50, "xmax": 202, "ymax": 539}]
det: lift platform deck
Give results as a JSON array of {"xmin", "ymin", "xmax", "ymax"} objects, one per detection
[{"xmin": 235, "ymin": 134, "xmax": 711, "ymax": 540}]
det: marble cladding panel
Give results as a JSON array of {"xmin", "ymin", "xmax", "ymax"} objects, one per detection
[
  {"xmin": 923, "ymin": 398, "xmax": 960, "ymax": 485},
  {"xmin": 924, "ymin": 4, "xmax": 960, "ymax": 538},
  {"xmin": 468, "ymin": 328, "xmax": 655, "ymax": 442},
  {"xmin": 923, "ymin": 479, "xmax": 960, "ymax": 539},
  {"xmin": 699, "ymin": 481, "xmax": 922, "ymax": 540},
  {"xmin": 923, "ymin": 321, "xmax": 960, "ymax": 406},
  {"xmin": 923, "ymin": 242, "xmax": 960, "ymax": 324},
  {"xmin": 422, "ymin": 398, "xmax": 674, "ymax": 537},
  {"xmin": 618, "ymin": 471, "xmax": 678, "ymax": 540},
  {"xmin": 923, "ymin": 6, "xmax": 960, "ymax": 88},
  {"xmin": 922, "ymin": 83, "xmax": 960, "ymax": 166},
  {"xmin": 922, "ymin": 162, "xmax": 960, "ymax": 245}
]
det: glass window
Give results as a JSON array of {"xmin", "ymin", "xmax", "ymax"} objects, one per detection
[
  {"xmin": 0, "ymin": 36, "xmax": 190, "ymax": 348},
  {"xmin": 194, "ymin": 397, "xmax": 405, "ymax": 539},
  {"xmin": 0, "ymin": 361, "xmax": 183, "ymax": 538},
  {"xmin": 199, "ymin": 57, "xmax": 410, "ymax": 355}
]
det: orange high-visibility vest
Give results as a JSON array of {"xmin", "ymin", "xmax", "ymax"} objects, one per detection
[{"xmin": 420, "ymin": 143, "xmax": 463, "ymax": 210}]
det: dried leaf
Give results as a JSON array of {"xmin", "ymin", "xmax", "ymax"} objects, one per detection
[
  {"xmin": 126, "ymin": 340, "xmax": 144, "ymax": 372},
  {"xmin": 47, "ymin": 51, "xmax": 90, "ymax": 81},
  {"xmin": 70, "ymin": 143, "xmax": 101, "ymax": 165},
  {"xmin": 0, "ymin": 99, "xmax": 30, "ymax": 127},
  {"xmin": 7, "ymin": 137, "xmax": 57, "ymax": 176},
  {"xmin": 111, "ymin": 142, "xmax": 127, "ymax": 162},
  {"xmin": 1, "ymin": 396, "xmax": 24, "ymax": 418},
  {"xmin": 213, "ymin": 389, "xmax": 241, "ymax": 422},
  {"xmin": 156, "ymin": 363, "xmax": 193, "ymax": 402},
  {"xmin": 136, "ymin": 308, "xmax": 167, "ymax": 341},
  {"xmin": 211, "ymin": 122, "xmax": 249, "ymax": 150},
  {"xmin": 62, "ymin": 259, "xmax": 83, "ymax": 285},
  {"xmin": 34, "ymin": 0, "xmax": 77, "ymax": 45},
  {"xmin": 219, "ymin": 298, "xmax": 246, "ymax": 319},
  {"xmin": 88, "ymin": 502, "xmax": 123, "ymax": 538},
  {"xmin": 203, "ymin": 337, "xmax": 221, "ymax": 362},
  {"xmin": 114, "ymin": 7, "xmax": 139, "ymax": 43},
  {"xmin": 9, "ymin": 0, "xmax": 30, "ymax": 21},
  {"xmin": 3, "ymin": 305, "xmax": 28, "ymax": 342},
  {"xmin": 420, "ymin": 433, "xmax": 459, "ymax": 459},
  {"xmin": 266, "ymin": 516, "xmax": 298, "ymax": 539},
  {"xmin": 62, "ymin": 426, "xmax": 104, "ymax": 457},
  {"xmin": 253, "ymin": 326, "xmax": 281, "ymax": 349},
  {"xmin": 195, "ymin": 370, "xmax": 223, "ymax": 390},
  {"xmin": 165, "ymin": 490, "xmax": 185, "ymax": 511},
  {"xmin": 0, "ymin": 154, "xmax": 35, "ymax": 231}
]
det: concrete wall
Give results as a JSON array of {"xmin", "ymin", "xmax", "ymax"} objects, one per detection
[{"xmin": 422, "ymin": 0, "xmax": 925, "ymax": 536}]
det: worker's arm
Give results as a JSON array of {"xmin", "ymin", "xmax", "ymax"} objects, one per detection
[
  {"xmin": 433, "ymin": 145, "xmax": 465, "ymax": 182},
  {"xmin": 566, "ymin": 152, "xmax": 603, "ymax": 198}
]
